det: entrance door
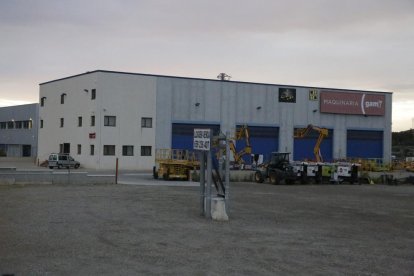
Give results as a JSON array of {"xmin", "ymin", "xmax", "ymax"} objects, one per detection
[{"xmin": 22, "ymin": 145, "xmax": 31, "ymax": 157}]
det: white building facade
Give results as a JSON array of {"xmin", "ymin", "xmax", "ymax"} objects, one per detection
[{"xmin": 38, "ymin": 70, "xmax": 392, "ymax": 170}]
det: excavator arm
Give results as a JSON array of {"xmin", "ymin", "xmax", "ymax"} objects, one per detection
[
  {"xmin": 229, "ymin": 125, "xmax": 252, "ymax": 165},
  {"xmin": 294, "ymin": 124, "xmax": 328, "ymax": 162}
]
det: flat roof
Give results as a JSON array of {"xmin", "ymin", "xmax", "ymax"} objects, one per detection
[{"xmin": 39, "ymin": 69, "xmax": 392, "ymax": 94}]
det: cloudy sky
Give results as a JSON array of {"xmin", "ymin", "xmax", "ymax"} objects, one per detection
[{"xmin": 1, "ymin": 0, "xmax": 413, "ymax": 131}]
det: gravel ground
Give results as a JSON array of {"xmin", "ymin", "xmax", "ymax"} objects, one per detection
[{"xmin": 0, "ymin": 182, "xmax": 413, "ymax": 275}]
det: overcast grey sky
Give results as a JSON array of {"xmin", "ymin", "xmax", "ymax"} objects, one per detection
[{"xmin": 1, "ymin": 0, "xmax": 413, "ymax": 131}]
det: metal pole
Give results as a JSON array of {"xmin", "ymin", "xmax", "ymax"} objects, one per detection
[
  {"xmin": 115, "ymin": 158, "xmax": 119, "ymax": 184},
  {"xmin": 67, "ymin": 154, "xmax": 70, "ymax": 185},
  {"xmin": 225, "ymin": 131, "xmax": 230, "ymax": 213},
  {"xmin": 199, "ymin": 151, "xmax": 205, "ymax": 216},
  {"xmin": 206, "ymin": 150, "xmax": 212, "ymax": 219}
]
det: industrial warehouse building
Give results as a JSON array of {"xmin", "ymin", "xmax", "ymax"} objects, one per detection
[
  {"xmin": 37, "ymin": 70, "xmax": 392, "ymax": 170},
  {"xmin": 0, "ymin": 104, "xmax": 39, "ymax": 157}
]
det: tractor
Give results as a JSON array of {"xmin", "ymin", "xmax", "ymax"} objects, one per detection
[{"xmin": 254, "ymin": 152, "xmax": 302, "ymax": 184}]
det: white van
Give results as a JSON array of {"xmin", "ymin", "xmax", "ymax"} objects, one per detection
[{"xmin": 48, "ymin": 153, "xmax": 80, "ymax": 169}]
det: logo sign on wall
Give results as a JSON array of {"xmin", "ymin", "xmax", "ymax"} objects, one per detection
[
  {"xmin": 309, "ymin": 89, "xmax": 318, "ymax": 101},
  {"xmin": 320, "ymin": 91, "xmax": 385, "ymax": 116},
  {"xmin": 279, "ymin": 88, "xmax": 296, "ymax": 103}
]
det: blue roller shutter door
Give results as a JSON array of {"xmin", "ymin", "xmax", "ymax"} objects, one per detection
[
  {"xmin": 294, "ymin": 129, "xmax": 333, "ymax": 162},
  {"xmin": 235, "ymin": 126, "xmax": 279, "ymax": 164},
  {"xmin": 347, "ymin": 130, "xmax": 383, "ymax": 159},
  {"xmin": 171, "ymin": 123, "xmax": 220, "ymax": 150}
]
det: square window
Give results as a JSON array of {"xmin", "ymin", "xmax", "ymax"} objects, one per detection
[
  {"xmin": 122, "ymin": 145, "xmax": 134, "ymax": 156},
  {"xmin": 91, "ymin": 89, "xmax": 96, "ymax": 100},
  {"xmin": 91, "ymin": 115, "xmax": 95, "ymax": 126},
  {"xmin": 78, "ymin": 116, "xmax": 82, "ymax": 127},
  {"xmin": 141, "ymin": 117, "xmax": 152, "ymax": 128},
  {"xmin": 40, "ymin": 120, "xmax": 44, "ymax": 128},
  {"xmin": 23, "ymin": 120, "xmax": 32, "ymax": 129},
  {"xmin": 104, "ymin": 116, "xmax": 116, "ymax": 127},
  {"xmin": 90, "ymin": 145, "xmax": 95, "ymax": 156},
  {"xmin": 141, "ymin": 146, "xmax": 152, "ymax": 156},
  {"xmin": 7, "ymin": 121, "xmax": 14, "ymax": 129},
  {"xmin": 103, "ymin": 145, "xmax": 115, "ymax": 156},
  {"xmin": 77, "ymin": 144, "xmax": 81, "ymax": 155},
  {"xmin": 0, "ymin": 122, "xmax": 6, "ymax": 129},
  {"xmin": 15, "ymin": 121, "xmax": 23, "ymax": 129}
]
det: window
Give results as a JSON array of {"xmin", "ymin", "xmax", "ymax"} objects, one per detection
[
  {"xmin": 7, "ymin": 121, "xmax": 14, "ymax": 129},
  {"xmin": 90, "ymin": 145, "xmax": 95, "ymax": 156},
  {"xmin": 122, "ymin": 146, "xmax": 134, "ymax": 156},
  {"xmin": 40, "ymin": 120, "xmax": 44, "ymax": 128},
  {"xmin": 103, "ymin": 145, "xmax": 115, "ymax": 156},
  {"xmin": 0, "ymin": 122, "xmax": 6, "ymax": 129},
  {"xmin": 91, "ymin": 89, "xmax": 96, "ymax": 100},
  {"xmin": 91, "ymin": 115, "xmax": 95, "ymax": 126},
  {"xmin": 77, "ymin": 144, "xmax": 81, "ymax": 155},
  {"xmin": 61, "ymin": 93, "xmax": 66, "ymax": 104},
  {"xmin": 40, "ymin": 97, "xmax": 46, "ymax": 107},
  {"xmin": 141, "ymin": 146, "xmax": 152, "ymax": 156},
  {"xmin": 60, "ymin": 118, "xmax": 64, "ymax": 128},
  {"xmin": 15, "ymin": 121, "xmax": 23, "ymax": 129},
  {"xmin": 23, "ymin": 120, "xmax": 32, "ymax": 129},
  {"xmin": 78, "ymin": 116, "xmax": 82, "ymax": 127},
  {"xmin": 104, "ymin": 116, "xmax": 116, "ymax": 126},
  {"xmin": 141, "ymin": 117, "xmax": 152, "ymax": 128}
]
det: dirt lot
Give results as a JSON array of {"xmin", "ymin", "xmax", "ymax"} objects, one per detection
[{"xmin": 0, "ymin": 182, "xmax": 413, "ymax": 275}]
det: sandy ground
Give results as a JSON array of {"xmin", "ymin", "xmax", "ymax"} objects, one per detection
[{"xmin": 0, "ymin": 181, "xmax": 413, "ymax": 275}]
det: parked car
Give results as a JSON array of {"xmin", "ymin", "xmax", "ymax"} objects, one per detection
[{"xmin": 48, "ymin": 153, "xmax": 80, "ymax": 169}]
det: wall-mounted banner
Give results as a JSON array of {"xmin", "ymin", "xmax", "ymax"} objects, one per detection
[
  {"xmin": 320, "ymin": 91, "xmax": 385, "ymax": 116},
  {"xmin": 279, "ymin": 88, "xmax": 296, "ymax": 103}
]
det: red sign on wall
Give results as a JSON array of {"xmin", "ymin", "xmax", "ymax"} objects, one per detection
[
  {"xmin": 320, "ymin": 91, "xmax": 385, "ymax": 116},
  {"xmin": 89, "ymin": 133, "xmax": 96, "ymax": 139}
]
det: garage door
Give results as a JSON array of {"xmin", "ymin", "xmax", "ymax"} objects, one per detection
[
  {"xmin": 172, "ymin": 123, "xmax": 221, "ymax": 150},
  {"xmin": 294, "ymin": 128, "xmax": 333, "ymax": 162},
  {"xmin": 347, "ymin": 130, "xmax": 383, "ymax": 159},
  {"xmin": 235, "ymin": 126, "xmax": 279, "ymax": 164}
]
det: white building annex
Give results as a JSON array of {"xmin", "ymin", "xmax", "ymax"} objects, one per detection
[{"xmin": 38, "ymin": 70, "xmax": 392, "ymax": 170}]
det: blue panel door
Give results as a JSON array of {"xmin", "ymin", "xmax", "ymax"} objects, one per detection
[
  {"xmin": 294, "ymin": 129, "xmax": 333, "ymax": 162},
  {"xmin": 347, "ymin": 130, "xmax": 383, "ymax": 159},
  {"xmin": 171, "ymin": 123, "xmax": 220, "ymax": 150},
  {"xmin": 235, "ymin": 126, "xmax": 279, "ymax": 164}
]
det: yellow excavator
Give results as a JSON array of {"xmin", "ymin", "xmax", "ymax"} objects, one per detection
[
  {"xmin": 229, "ymin": 125, "xmax": 252, "ymax": 165},
  {"xmin": 294, "ymin": 124, "xmax": 329, "ymax": 162}
]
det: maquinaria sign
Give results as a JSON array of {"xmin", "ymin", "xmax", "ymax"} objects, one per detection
[{"xmin": 320, "ymin": 90, "xmax": 385, "ymax": 116}]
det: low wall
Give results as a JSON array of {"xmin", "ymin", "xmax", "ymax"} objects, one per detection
[
  {"xmin": 191, "ymin": 170, "xmax": 254, "ymax": 182},
  {"xmin": 0, "ymin": 171, "xmax": 115, "ymax": 185}
]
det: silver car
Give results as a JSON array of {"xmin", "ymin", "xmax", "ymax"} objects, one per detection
[{"xmin": 48, "ymin": 153, "xmax": 80, "ymax": 169}]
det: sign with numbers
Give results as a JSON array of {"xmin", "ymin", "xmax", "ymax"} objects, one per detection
[{"xmin": 193, "ymin": 129, "xmax": 211, "ymax": 151}]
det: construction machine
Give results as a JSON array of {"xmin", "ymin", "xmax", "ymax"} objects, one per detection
[
  {"xmin": 219, "ymin": 125, "xmax": 252, "ymax": 168},
  {"xmin": 294, "ymin": 124, "xmax": 328, "ymax": 162},
  {"xmin": 254, "ymin": 152, "xmax": 300, "ymax": 184},
  {"xmin": 153, "ymin": 149, "xmax": 199, "ymax": 180}
]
